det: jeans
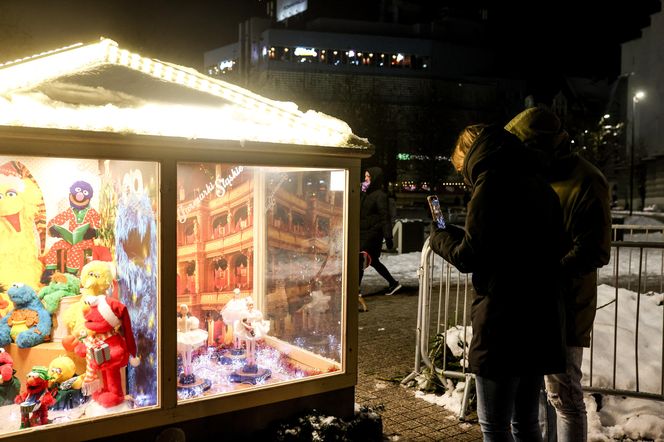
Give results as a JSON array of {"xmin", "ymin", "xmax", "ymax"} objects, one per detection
[
  {"xmin": 543, "ymin": 346, "xmax": 587, "ymax": 442},
  {"xmin": 476, "ymin": 374, "xmax": 543, "ymax": 442}
]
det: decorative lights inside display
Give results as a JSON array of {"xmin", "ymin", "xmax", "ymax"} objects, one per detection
[
  {"xmin": 178, "ymin": 343, "xmax": 339, "ymax": 400},
  {"xmin": 0, "ymin": 38, "xmax": 366, "ymax": 148}
]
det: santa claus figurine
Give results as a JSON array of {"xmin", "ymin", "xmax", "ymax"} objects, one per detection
[{"xmin": 74, "ymin": 295, "xmax": 139, "ymax": 408}]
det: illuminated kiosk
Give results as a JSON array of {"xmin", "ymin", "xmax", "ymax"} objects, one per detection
[{"xmin": 0, "ymin": 38, "xmax": 371, "ymax": 441}]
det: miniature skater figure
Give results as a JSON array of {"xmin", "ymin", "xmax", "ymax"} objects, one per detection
[
  {"xmin": 41, "ymin": 180, "xmax": 101, "ymax": 283},
  {"xmin": 15, "ymin": 366, "xmax": 55, "ymax": 428},
  {"xmin": 221, "ymin": 288, "xmax": 247, "ymax": 351},
  {"xmin": 234, "ymin": 298, "xmax": 269, "ymax": 367},
  {"xmin": 176, "ymin": 304, "xmax": 208, "ymax": 385},
  {"xmin": 228, "ymin": 298, "xmax": 271, "ymax": 385}
]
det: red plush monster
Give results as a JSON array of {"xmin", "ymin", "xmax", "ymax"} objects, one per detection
[
  {"xmin": 74, "ymin": 295, "xmax": 137, "ymax": 408},
  {"xmin": 0, "ymin": 348, "xmax": 20, "ymax": 406},
  {"xmin": 14, "ymin": 366, "xmax": 55, "ymax": 428}
]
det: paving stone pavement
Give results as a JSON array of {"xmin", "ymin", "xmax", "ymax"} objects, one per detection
[{"xmin": 355, "ymin": 287, "xmax": 483, "ymax": 442}]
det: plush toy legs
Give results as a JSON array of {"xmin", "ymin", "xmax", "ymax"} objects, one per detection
[
  {"xmin": 96, "ymin": 368, "xmax": 125, "ymax": 408},
  {"xmin": 42, "ymin": 239, "xmax": 94, "ymax": 277}
]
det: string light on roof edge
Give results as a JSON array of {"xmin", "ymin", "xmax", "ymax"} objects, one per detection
[{"xmin": 0, "ymin": 37, "xmax": 357, "ymax": 147}]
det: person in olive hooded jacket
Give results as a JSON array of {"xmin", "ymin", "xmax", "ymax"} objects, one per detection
[
  {"xmin": 506, "ymin": 107, "xmax": 612, "ymax": 442},
  {"xmin": 429, "ymin": 124, "xmax": 566, "ymax": 440}
]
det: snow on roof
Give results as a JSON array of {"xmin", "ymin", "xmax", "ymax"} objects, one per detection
[{"xmin": 0, "ymin": 38, "xmax": 370, "ymax": 149}]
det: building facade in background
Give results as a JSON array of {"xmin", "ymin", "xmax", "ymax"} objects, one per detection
[
  {"xmin": 621, "ymin": 4, "xmax": 664, "ymax": 209},
  {"xmin": 203, "ymin": 2, "xmax": 526, "ymax": 204},
  {"xmin": 204, "ymin": 1, "xmax": 647, "ymax": 215}
]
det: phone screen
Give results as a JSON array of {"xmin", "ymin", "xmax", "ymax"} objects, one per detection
[{"xmin": 427, "ymin": 195, "xmax": 446, "ymax": 229}]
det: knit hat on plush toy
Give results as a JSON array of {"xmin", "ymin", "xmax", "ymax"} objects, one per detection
[
  {"xmin": 29, "ymin": 366, "xmax": 51, "ymax": 381},
  {"xmin": 87, "ymin": 295, "xmax": 140, "ymax": 367},
  {"xmin": 505, "ymin": 107, "xmax": 568, "ymax": 151}
]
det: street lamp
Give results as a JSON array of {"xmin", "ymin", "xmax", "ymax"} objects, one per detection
[{"xmin": 629, "ymin": 90, "xmax": 645, "ymax": 215}]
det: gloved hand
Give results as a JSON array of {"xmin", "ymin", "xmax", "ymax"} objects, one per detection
[{"xmin": 385, "ymin": 238, "xmax": 394, "ymax": 250}]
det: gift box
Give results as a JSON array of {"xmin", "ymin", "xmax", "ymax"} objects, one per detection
[{"xmin": 90, "ymin": 342, "xmax": 111, "ymax": 364}]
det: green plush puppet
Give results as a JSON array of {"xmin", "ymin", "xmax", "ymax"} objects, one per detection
[{"xmin": 38, "ymin": 272, "xmax": 81, "ymax": 314}]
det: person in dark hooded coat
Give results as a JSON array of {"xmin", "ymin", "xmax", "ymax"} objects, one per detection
[
  {"xmin": 359, "ymin": 167, "xmax": 401, "ymax": 296},
  {"xmin": 429, "ymin": 124, "xmax": 566, "ymax": 440},
  {"xmin": 506, "ymin": 107, "xmax": 611, "ymax": 442}
]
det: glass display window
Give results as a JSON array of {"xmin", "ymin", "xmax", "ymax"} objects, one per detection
[
  {"xmin": 0, "ymin": 156, "xmax": 159, "ymax": 436},
  {"xmin": 176, "ymin": 163, "xmax": 346, "ymax": 401}
]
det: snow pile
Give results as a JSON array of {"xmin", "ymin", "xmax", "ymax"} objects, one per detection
[{"xmin": 265, "ymin": 405, "xmax": 383, "ymax": 441}]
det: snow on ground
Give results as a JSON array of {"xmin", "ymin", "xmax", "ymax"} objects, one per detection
[{"xmin": 361, "ymin": 215, "xmax": 664, "ymax": 441}]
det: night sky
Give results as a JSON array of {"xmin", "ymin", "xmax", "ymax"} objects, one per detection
[
  {"xmin": 0, "ymin": 0, "xmax": 660, "ymax": 81},
  {"xmin": 0, "ymin": 0, "xmax": 263, "ymax": 68}
]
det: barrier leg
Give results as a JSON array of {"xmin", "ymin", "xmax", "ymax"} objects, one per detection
[{"xmin": 458, "ymin": 373, "xmax": 475, "ymax": 421}]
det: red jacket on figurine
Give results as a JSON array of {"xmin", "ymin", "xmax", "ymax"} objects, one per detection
[{"xmin": 74, "ymin": 295, "xmax": 138, "ymax": 408}]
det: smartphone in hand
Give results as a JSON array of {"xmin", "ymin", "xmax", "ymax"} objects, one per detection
[{"xmin": 427, "ymin": 195, "xmax": 447, "ymax": 229}]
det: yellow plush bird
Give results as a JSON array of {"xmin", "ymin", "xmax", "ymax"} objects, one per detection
[
  {"xmin": 0, "ymin": 162, "xmax": 46, "ymax": 290},
  {"xmin": 48, "ymin": 355, "xmax": 86, "ymax": 410},
  {"xmin": 61, "ymin": 261, "xmax": 115, "ymax": 352},
  {"xmin": 48, "ymin": 355, "xmax": 83, "ymax": 390},
  {"xmin": 79, "ymin": 260, "xmax": 114, "ymax": 297}
]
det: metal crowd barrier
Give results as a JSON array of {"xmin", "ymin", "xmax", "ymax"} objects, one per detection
[
  {"xmin": 401, "ymin": 237, "xmax": 475, "ymax": 420},
  {"xmin": 403, "ymin": 229, "xmax": 664, "ymax": 420}
]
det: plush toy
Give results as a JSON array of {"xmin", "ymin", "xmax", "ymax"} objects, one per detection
[
  {"xmin": 0, "ymin": 161, "xmax": 46, "ymax": 290},
  {"xmin": 79, "ymin": 260, "xmax": 114, "ymax": 298},
  {"xmin": 47, "ymin": 355, "xmax": 85, "ymax": 410},
  {"xmin": 0, "ymin": 283, "xmax": 52, "ymax": 348},
  {"xmin": 0, "ymin": 284, "xmax": 13, "ymax": 318},
  {"xmin": 38, "ymin": 272, "xmax": 81, "ymax": 314},
  {"xmin": 115, "ymin": 170, "xmax": 157, "ymax": 405},
  {"xmin": 73, "ymin": 295, "xmax": 138, "ymax": 408},
  {"xmin": 0, "ymin": 348, "xmax": 21, "ymax": 406},
  {"xmin": 41, "ymin": 180, "xmax": 101, "ymax": 283},
  {"xmin": 61, "ymin": 260, "xmax": 115, "ymax": 353},
  {"xmin": 60, "ymin": 298, "xmax": 88, "ymax": 354},
  {"xmin": 15, "ymin": 366, "xmax": 55, "ymax": 428}
]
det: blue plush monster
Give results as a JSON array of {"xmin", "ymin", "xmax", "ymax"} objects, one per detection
[
  {"xmin": 114, "ymin": 170, "xmax": 158, "ymax": 407},
  {"xmin": 0, "ymin": 283, "xmax": 52, "ymax": 348}
]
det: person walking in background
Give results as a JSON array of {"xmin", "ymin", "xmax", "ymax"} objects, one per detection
[
  {"xmin": 360, "ymin": 167, "xmax": 401, "ymax": 296},
  {"xmin": 429, "ymin": 124, "xmax": 566, "ymax": 441},
  {"xmin": 506, "ymin": 107, "xmax": 612, "ymax": 442}
]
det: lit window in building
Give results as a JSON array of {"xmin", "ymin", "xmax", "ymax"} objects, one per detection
[{"xmin": 263, "ymin": 45, "xmax": 429, "ymax": 71}]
